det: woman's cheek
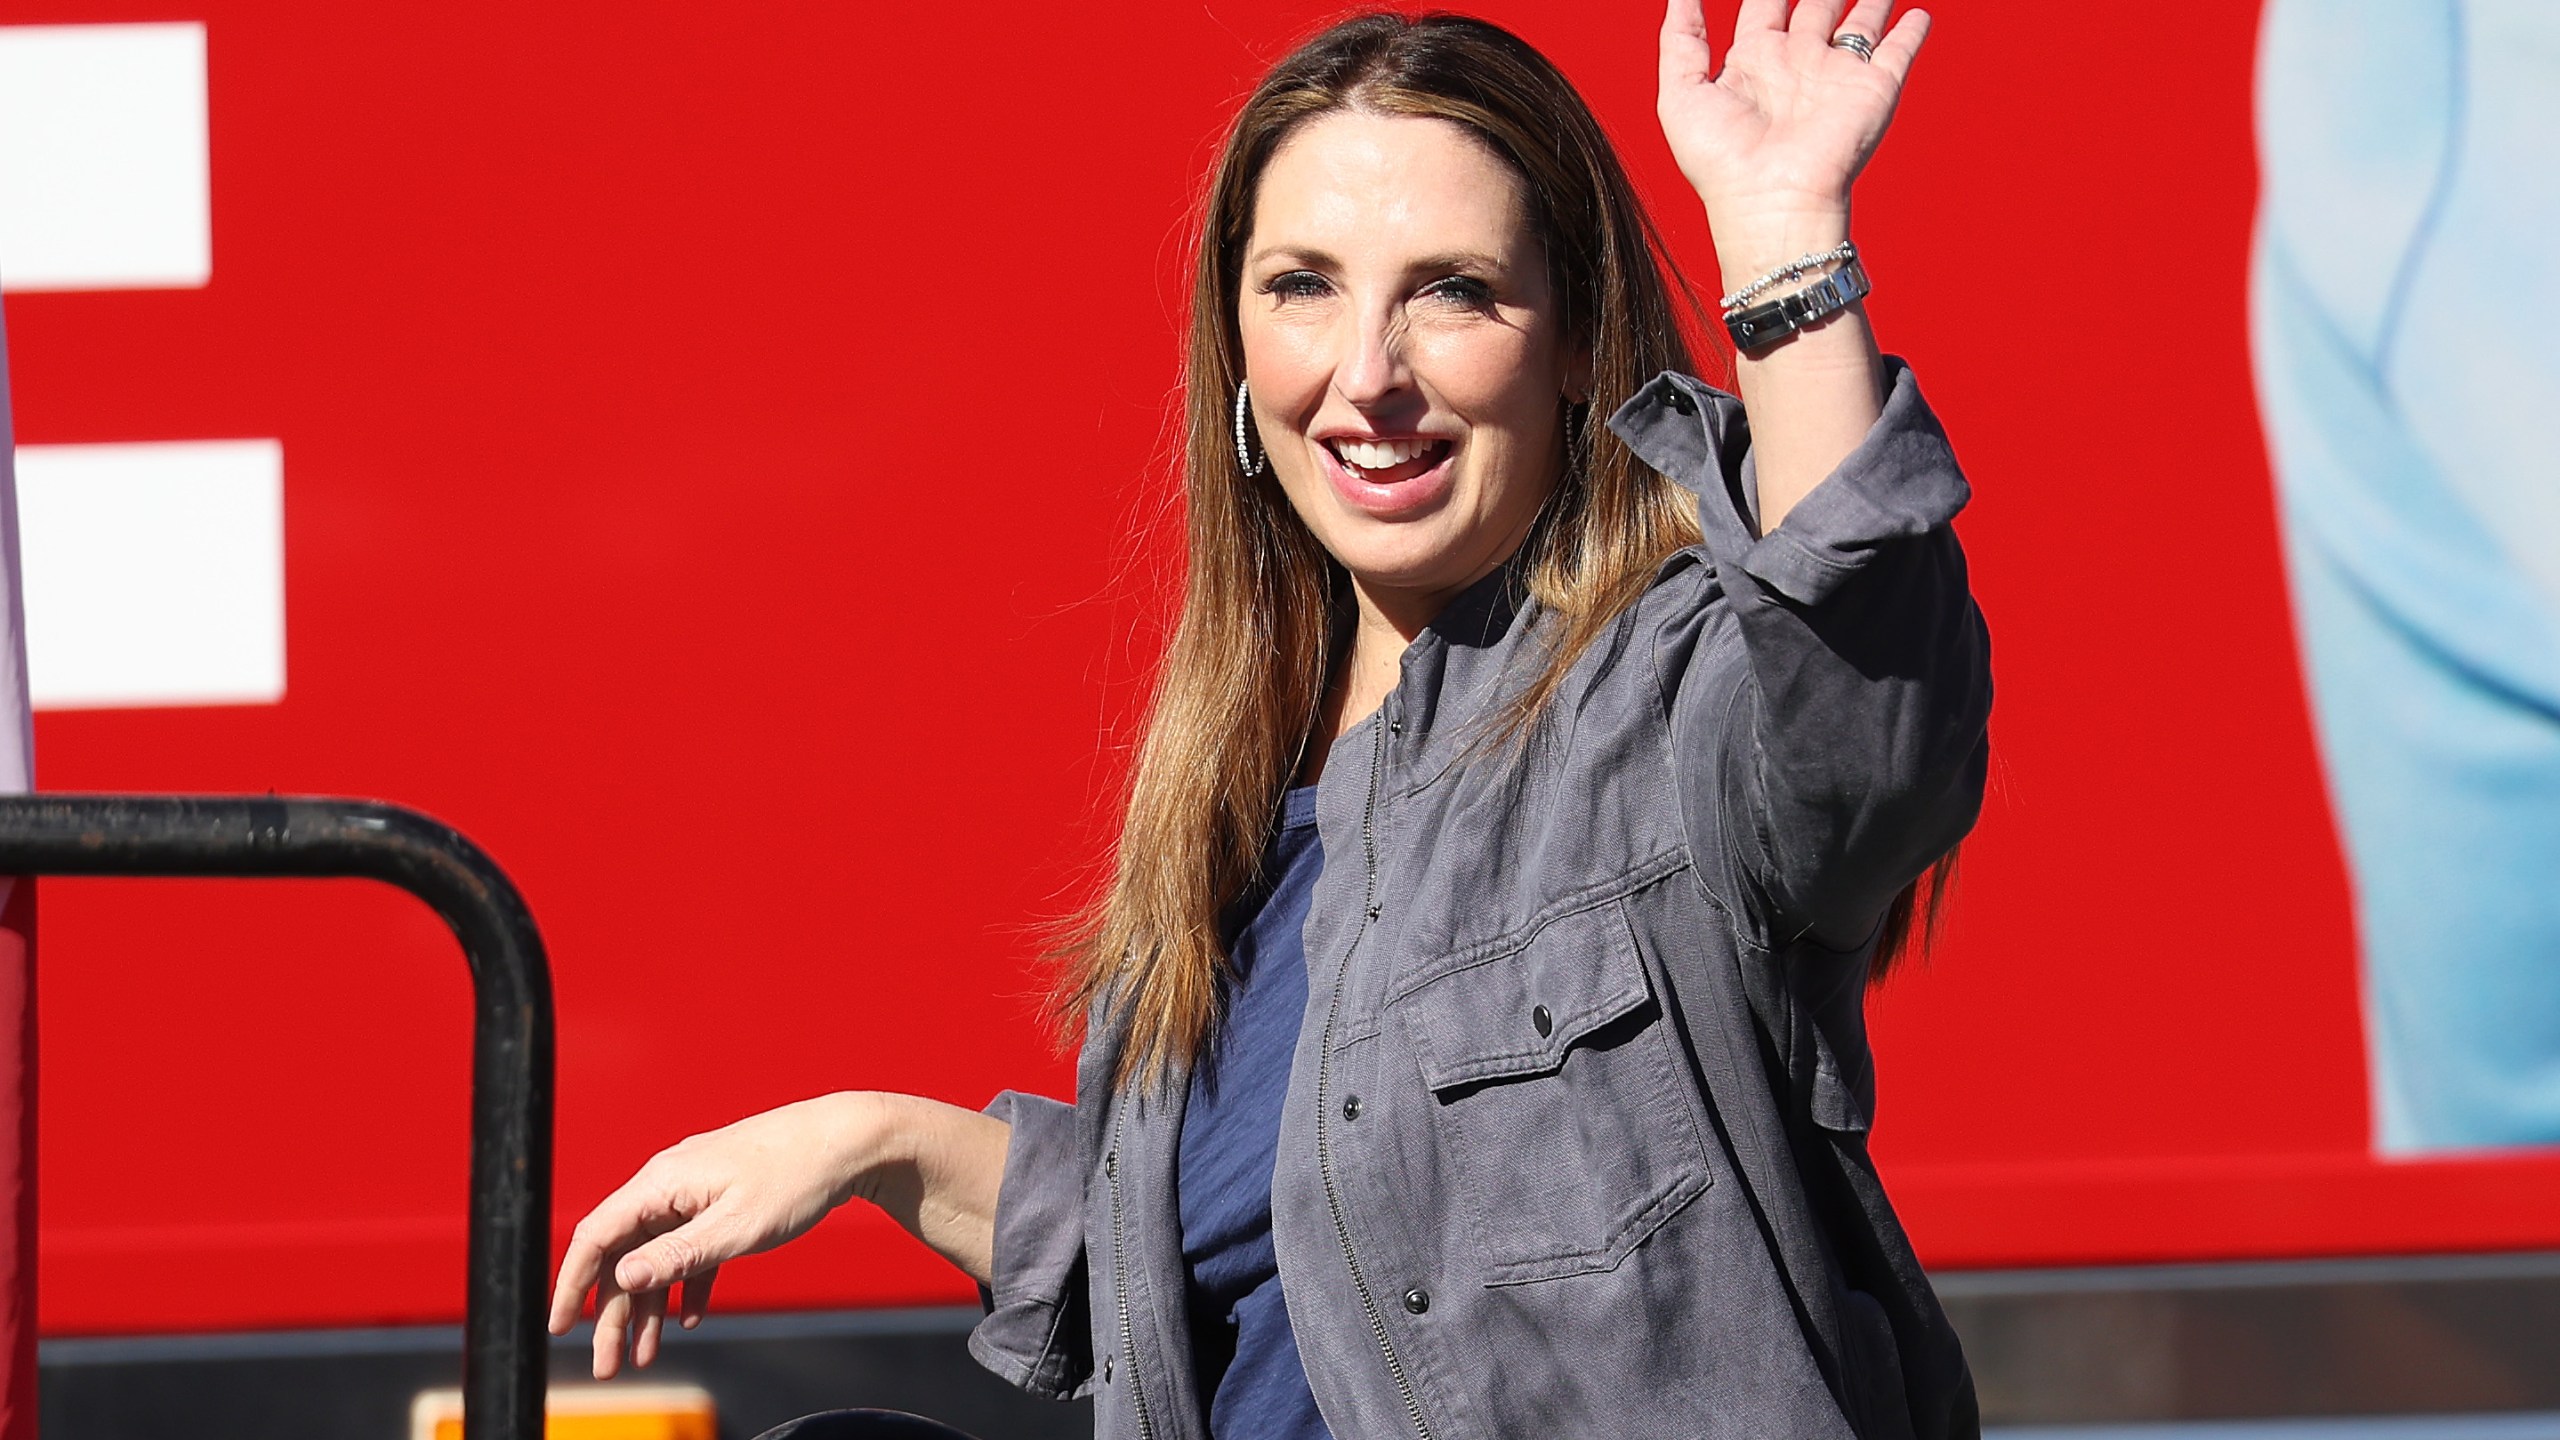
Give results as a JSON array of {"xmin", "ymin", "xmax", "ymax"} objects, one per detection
[
  {"xmin": 1426, "ymin": 334, "xmax": 1551, "ymax": 415},
  {"xmin": 1240, "ymin": 319, "xmax": 1328, "ymax": 401}
]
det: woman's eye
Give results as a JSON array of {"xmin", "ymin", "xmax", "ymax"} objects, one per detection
[
  {"xmin": 1266, "ymin": 271, "xmax": 1332, "ymax": 302},
  {"xmin": 1421, "ymin": 275, "xmax": 1496, "ymax": 309}
]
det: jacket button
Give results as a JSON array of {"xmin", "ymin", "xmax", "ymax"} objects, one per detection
[
  {"xmin": 1342, "ymin": 1094, "xmax": 1362, "ymax": 1121},
  {"xmin": 1663, "ymin": 388, "xmax": 1695, "ymax": 415},
  {"xmin": 1532, "ymin": 1004, "xmax": 1553, "ymax": 1037},
  {"xmin": 1402, "ymin": 1287, "xmax": 1431, "ymax": 1315},
  {"xmin": 1102, "ymin": 1355, "xmax": 1114, "ymax": 1384}
]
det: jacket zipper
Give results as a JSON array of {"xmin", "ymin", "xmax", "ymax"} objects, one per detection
[
  {"xmin": 1106, "ymin": 1127, "xmax": 1159, "ymax": 1440},
  {"xmin": 1312, "ymin": 711, "xmax": 1437, "ymax": 1440}
]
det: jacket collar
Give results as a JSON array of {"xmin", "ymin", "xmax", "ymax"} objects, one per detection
[
  {"xmin": 1378, "ymin": 554, "xmax": 1541, "ymax": 793},
  {"xmin": 1373, "ymin": 367, "xmax": 1755, "ymax": 787}
]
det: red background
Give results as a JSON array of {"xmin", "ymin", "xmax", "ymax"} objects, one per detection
[{"xmin": 9, "ymin": 0, "xmax": 2557, "ymax": 1337}]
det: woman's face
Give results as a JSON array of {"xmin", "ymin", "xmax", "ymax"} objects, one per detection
[{"xmin": 1239, "ymin": 110, "xmax": 1578, "ymax": 619}]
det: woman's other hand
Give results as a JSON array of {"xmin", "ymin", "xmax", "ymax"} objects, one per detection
[
  {"xmin": 1657, "ymin": 0, "xmax": 1928, "ymax": 271},
  {"xmin": 547, "ymin": 1092, "xmax": 1010, "ymax": 1379}
]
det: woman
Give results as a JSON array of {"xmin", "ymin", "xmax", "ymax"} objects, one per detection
[{"xmin": 551, "ymin": 3, "xmax": 1987, "ymax": 1438}]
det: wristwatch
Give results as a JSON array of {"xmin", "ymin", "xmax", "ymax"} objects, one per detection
[{"xmin": 1722, "ymin": 258, "xmax": 1870, "ymax": 356}]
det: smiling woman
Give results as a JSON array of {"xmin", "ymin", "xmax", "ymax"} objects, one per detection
[
  {"xmin": 1243, "ymin": 113, "xmax": 1577, "ymax": 596},
  {"xmin": 550, "ymin": 4, "xmax": 1990, "ymax": 1439}
]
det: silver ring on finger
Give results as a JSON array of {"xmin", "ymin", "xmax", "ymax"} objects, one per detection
[{"xmin": 1831, "ymin": 31, "xmax": 1876, "ymax": 62}]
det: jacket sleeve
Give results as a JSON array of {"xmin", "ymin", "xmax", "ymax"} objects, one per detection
[
  {"xmin": 1609, "ymin": 358, "xmax": 1992, "ymax": 947},
  {"xmin": 966, "ymin": 1089, "xmax": 1094, "ymax": 1399}
]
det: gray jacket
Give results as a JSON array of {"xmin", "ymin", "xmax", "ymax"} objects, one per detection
[{"xmin": 970, "ymin": 361, "xmax": 1990, "ymax": 1440}]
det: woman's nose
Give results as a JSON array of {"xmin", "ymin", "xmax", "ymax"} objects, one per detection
[{"xmin": 1334, "ymin": 310, "xmax": 1411, "ymax": 404}]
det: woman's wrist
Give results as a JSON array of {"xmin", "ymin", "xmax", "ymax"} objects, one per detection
[
  {"xmin": 829, "ymin": 1090, "xmax": 1008, "ymax": 1285},
  {"xmin": 823, "ymin": 1090, "xmax": 913, "ymax": 1206},
  {"xmin": 831, "ymin": 1091, "xmax": 1008, "ymax": 1213},
  {"xmin": 1707, "ymin": 198, "xmax": 1853, "ymax": 298}
]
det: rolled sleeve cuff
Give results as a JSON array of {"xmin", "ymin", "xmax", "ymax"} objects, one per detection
[
  {"xmin": 1607, "ymin": 357, "xmax": 1970, "ymax": 607},
  {"xmin": 965, "ymin": 1089, "xmax": 1092, "ymax": 1399}
]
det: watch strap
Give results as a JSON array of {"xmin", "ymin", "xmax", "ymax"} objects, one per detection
[{"xmin": 1722, "ymin": 257, "xmax": 1871, "ymax": 356}]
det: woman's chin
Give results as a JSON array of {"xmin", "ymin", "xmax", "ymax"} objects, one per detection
[{"xmin": 1333, "ymin": 539, "xmax": 1500, "ymax": 610}]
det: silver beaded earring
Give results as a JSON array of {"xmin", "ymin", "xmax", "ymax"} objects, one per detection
[{"xmin": 1233, "ymin": 380, "xmax": 1268, "ymax": 478}]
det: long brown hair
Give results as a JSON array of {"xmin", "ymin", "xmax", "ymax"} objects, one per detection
[{"xmin": 1059, "ymin": 12, "xmax": 1940, "ymax": 1088}]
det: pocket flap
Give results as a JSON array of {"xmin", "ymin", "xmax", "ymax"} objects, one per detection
[{"xmin": 1401, "ymin": 901, "xmax": 1654, "ymax": 1091}]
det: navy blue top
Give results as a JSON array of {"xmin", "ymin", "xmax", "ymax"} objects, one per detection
[{"xmin": 1176, "ymin": 784, "xmax": 1335, "ymax": 1440}]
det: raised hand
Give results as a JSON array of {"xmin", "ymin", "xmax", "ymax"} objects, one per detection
[{"xmin": 1657, "ymin": 0, "xmax": 1928, "ymax": 268}]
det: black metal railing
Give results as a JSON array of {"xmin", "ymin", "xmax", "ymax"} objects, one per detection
[{"xmin": 0, "ymin": 795, "xmax": 552, "ymax": 1440}]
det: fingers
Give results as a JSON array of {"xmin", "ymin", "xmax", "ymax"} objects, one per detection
[
  {"xmin": 1873, "ymin": 7, "xmax": 1930, "ymax": 82},
  {"xmin": 616, "ymin": 1218, "xmax": 722, "ymax": 1295},
  {"xmin": 1787, "ymin": 0, "xmax": 1852, "ymax": 38},
  {"xmin": 548, "ymin": 1233, "xmax": 606, "ymax": 1335},
  {"xmin": 631, "ymin": 1286, "xmax": 670, "ymax": 1370},
  {"xmin": 551, "ymin": 1175, "xmax": 676, "ymax": 1335},
  {"xmin": 1736, "ymin": 0, "xmax": 1788, "ymax": 35},
  {"xmin": 1660, "ymin": 0, "xmax": 1713, "ymax": 89},
  {"xmin": 590, "ymin": 1280, "xmax": 635, "ymax": 1380},
  {"xmin": 574, "ymin": 1257, "xmax": 688, "ymax": 1378},
  {"xmin": 1837, "ymin": 0, "xmax": 1893, "ymax": 44},
  {"xmin": 566, "ymin": 1254, "xmax": 717, "ymax": 1381},
  {"xmin": 679, "ymin": 1264, "xmax": 720, "ymax": 1330},
  {"xmin": 553, "ymin": 1190, "xmax": 707, "ymax": 1376}
]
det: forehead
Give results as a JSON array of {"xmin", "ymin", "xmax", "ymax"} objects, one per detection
[{"xmin": 1251, "ymin": 110, "xmax": 1535, "ymax": 258}]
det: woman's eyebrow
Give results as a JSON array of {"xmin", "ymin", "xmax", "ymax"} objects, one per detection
[
  {"xmin": 1243, "ymin": 245, "xmax": 1510, "ymax": 276},
  {"xmin": 1246, "ymin": 244, "xmax": 1340, "ymax": 270},
  {"xmin": 1406, "ymin": 251, "xmax": 1506, "ymax": 275}
]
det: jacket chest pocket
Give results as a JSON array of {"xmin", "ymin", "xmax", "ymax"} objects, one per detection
[{"xmin": 1394, "ymin": 897, "xmax": 1712, "ymax": 1286}]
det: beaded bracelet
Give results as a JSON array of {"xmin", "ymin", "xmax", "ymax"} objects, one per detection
[{"xmin": 1718, "ymin": 241, "xmax": 1857, "ymax": 314}]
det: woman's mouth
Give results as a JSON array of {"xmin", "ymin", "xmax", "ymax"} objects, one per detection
[{"xmin": 1321, "ymin": 436, "xmax": 1455, "ymax": 517}]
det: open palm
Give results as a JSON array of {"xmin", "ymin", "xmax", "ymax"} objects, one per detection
[{"xmin": 1659, "ymin": 0, "xmax": 1928, "ymax": 222}]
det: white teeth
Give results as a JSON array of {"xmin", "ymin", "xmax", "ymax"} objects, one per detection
[{"xmin": 1332, "ymin": 437, "xmax": 1438, "ymax": 472}]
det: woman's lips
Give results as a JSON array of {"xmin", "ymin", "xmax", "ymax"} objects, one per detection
[{"xmin": 1319, "ymin": 439, "xmax": 1456, "ymax": 519}]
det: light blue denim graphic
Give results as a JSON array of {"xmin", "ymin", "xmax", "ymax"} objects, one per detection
[{"xmin": 2253, "ymin": 0, "xmax": 2560, "ymax": 1153}]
